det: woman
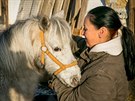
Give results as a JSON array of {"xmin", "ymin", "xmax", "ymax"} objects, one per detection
[{"xmin": 50, "ymin": 6, "xmax": 135, "ymax": 101}]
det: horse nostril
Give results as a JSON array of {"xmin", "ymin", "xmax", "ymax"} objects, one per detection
[{"xmin": 71, "ymin": 75, "xmax": 80, "ymax": 87}]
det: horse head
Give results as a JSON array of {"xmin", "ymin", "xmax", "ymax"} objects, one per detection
[{"xmin": 29, "ymin": 13, "xmax": 81, "ymax": 87}]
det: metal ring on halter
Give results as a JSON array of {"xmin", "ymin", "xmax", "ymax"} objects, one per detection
[{"xmin": 41, "ymin": 46, "xmax": 47, "ymax": 52}]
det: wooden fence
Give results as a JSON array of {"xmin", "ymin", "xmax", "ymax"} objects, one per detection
[
  {"xmin": 17, "ymin": 0, "xmax": 88, "ymax": 36},
  {"xmin": 128, "ymin": 0, "xmax": 135, "ymax": 33},
  {"xmin": 0, "ymin": 0, "xmax": 134, "ymax": 34},
  {"xmin": 0, "ymin": 0, "xmax": 8, "ymax": 30}
]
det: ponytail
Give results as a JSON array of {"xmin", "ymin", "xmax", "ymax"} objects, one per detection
[{"xmin": 121, "ymin": 26, "xmax": 135, "ymax": 81}]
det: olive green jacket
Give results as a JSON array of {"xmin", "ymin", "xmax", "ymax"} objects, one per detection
[{"xmin": 52, "ymin": 36, "xmax": 129, "ymax": 101}]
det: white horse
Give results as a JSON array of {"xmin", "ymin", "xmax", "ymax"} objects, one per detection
[{"xmin": 0, "ymin": 13, "xmax": 81, "ymax": 101}]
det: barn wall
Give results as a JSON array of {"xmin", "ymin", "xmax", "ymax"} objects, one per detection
[
  {"xmin": 128, "ymin": 0, "xmax": 135, "ymax": 33},
  {"xmin": 8, "ymin": 0, "xmax": 20, "ymax": 24},
  {"xmin": 4, "ymin": 0, "xmax": 134, "ymax": 35}
]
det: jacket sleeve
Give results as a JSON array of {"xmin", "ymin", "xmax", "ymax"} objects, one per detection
[{"xmin": 51, "ymin": 70, "xmax": 116, "ymax": 101}]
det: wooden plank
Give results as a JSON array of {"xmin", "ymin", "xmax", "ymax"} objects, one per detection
[
  {"xmin": 62, "ymin": 0, "xmax": 70, "ymax": 18},
  {"xmin": 70, "ymin": 0, "xmax": 81, "ymax": 35},
  {"xmin": 39, "ymin": 0, "xmax": 55, "ymax": 18},
  {"xmin": 17, "ymin": 0, "xmax": 33, "ymax": 20},
  {"xmin": 74, "ymin": 0, "xmax": 81, "ymax": 19},
  {"xmin": 128, "ymin": 0, "xmax": 135, "ymax": 33},
  {"xmin": 30, "ymin": 0, "xmax": 43, "ymax": 17},
  {"xmin": 77, "ymin": 0, "xmax": 88, "ymax": 29},
  {"xmin": 53, "ymin": 0, "xmax": 64, "ymax": 15},
  {"xmin": 5, "ymin": 0, "xmax": 8, "ymax": 27},
  {"xmin": 0, "ymin": 0, "xmax": 1, "ymax": 16}
]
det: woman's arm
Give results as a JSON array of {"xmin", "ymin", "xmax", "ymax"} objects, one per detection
[{"xmin": 50, "ymin": 70, "xmax": 116, "ymax": 101}]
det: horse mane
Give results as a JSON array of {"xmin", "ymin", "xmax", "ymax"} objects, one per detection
[{"xmin": 0, "ymin": 17, "xmax": 40, "ymax": 72}]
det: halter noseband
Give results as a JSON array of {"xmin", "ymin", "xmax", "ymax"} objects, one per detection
[{"xmin": 40, "ymin": 31, "xmax": 77, "ymax": 75}]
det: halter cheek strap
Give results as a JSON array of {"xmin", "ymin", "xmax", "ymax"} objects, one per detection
[
  {"xmin": 40, "ymin": 31, "xmax": 46, "ymax": 65},
  {"xmin": 40, "ymin": 31, "xmax": 77, "ymax": 75}
]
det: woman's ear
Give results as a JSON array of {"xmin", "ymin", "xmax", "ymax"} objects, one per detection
[
  {"xmin": 98, "ymin": 27, "xmax": 108, "ymax": 38},
  {"xmin": 39, "ymin": 15, "xmax": 50, "ymax": 31}
]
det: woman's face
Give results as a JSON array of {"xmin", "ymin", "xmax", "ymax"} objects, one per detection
[{"xmin": 83, "ymin": 17, "xmax": 100, "ymax": 48}]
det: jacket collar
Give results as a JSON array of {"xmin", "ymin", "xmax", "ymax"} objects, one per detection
[{"xmin": 90, "ymin": 36, "xmax": 122, "ymax": 56}]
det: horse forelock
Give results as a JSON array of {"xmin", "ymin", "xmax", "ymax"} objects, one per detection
[{"xmin": 48, "ymin": 17, "xmax": 72, "ymax": 46}]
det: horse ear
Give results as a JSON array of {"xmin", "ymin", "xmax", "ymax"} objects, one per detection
[
  {"xmin": 39, "ymin": 15, "xmax": 50, "ymax": 31},
  {"xmin": 53, "ymin": 10, "xmax": 65, "ymax": 18}
]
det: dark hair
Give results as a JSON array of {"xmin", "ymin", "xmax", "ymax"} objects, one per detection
[{"xmin": 87, "ymin": 6, "xmax": 135, "ymax": 81}]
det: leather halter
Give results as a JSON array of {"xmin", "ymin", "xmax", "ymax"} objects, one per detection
[{"xmin": 40, "ymin": 31, "xmax": 77, "ymax": 75}]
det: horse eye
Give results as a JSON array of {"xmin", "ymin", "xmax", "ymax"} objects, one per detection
[{"xmin": 54, "ymin": 47, "xmax": 61, "ymax": 51}]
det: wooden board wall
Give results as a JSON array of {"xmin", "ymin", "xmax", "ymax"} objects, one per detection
[
  {"xmin": 0, "ymin": 0, "xmax": 1, "ymax": 16},
  {"xmin": 0, "ymin": 0, "xmax": 8, "ymax": 30},
  {"xmin": 128, "ymin": 0, "xmax": 135, "ymax": 33},
  {"xmin": 16, "ymin": 0, "xmax": 87, "ymax": 36}
]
